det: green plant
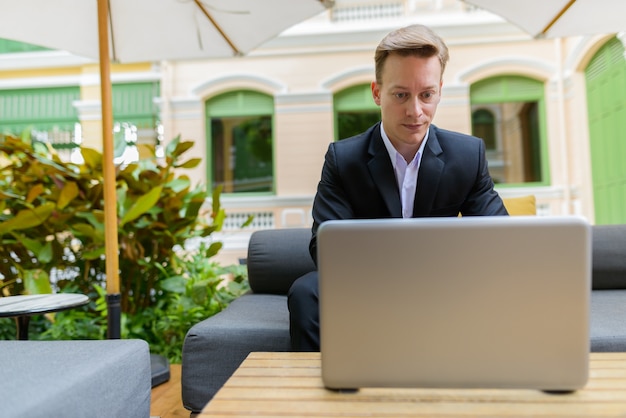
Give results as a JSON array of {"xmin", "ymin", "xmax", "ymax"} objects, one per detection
[
  {"xmin": 123, "ymin": 243, "xmax": 249, "ymax": 362},
  {"xmin": 0, "ymin": 132, "xmax": 252, "ymax": 362}
]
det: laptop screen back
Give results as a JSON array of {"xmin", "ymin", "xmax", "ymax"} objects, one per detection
[{"xmin": 318, "ymin": 216, "xmax": 591, "ymax": 391}]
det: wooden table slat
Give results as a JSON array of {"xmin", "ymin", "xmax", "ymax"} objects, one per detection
[{"xmin": 199, "ymin": 352, "xmax": 626, "ymax": 417}]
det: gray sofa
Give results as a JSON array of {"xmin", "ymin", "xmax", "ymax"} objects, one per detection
[
  {"xmin": 181, "ymin": 224, "xmax": 626, "ymax": 414},
  {"xmin": 1, "ymin": 339, "xmax": 151, "ymax": 418}
]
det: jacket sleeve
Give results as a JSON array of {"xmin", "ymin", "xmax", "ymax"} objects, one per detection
[{"xmin": 308, "ymin": 142, "xmax": 356, "ymax": 264}]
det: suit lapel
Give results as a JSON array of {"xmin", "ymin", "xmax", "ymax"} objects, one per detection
[
  {"xmin": 413, "ymin": 128, "xmax": 444, "ymax": 216},
  {"xmin": 367, "ymin": 127, "xmax": 402, "ymax": 217}
]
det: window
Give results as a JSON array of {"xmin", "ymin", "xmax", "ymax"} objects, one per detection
[
  {"xmin": 206, "ymin": 90, "xmax": 274, "ymax": 193},
  {"xmin": 471, "ymin": 108, "xmax": 496, "ymax": 150},
  {"xmin": 0, "ymin": 86, "xmax": 81, "ymax": 161},
  {"xmin": 112, "ymin": 82, "xmax": 161, "ymax": 165},
  {"xmin": 470, "ymin": 76, "xmax": 548, "ymax": 185},
  {"xmin": 334, "ymin": 84, "xmax": 380, "ymax": 140}
]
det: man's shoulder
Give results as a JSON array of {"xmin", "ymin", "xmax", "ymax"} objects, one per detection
[
  {"xmin": 335, "ymin": 124, "xmax": 378, "ymax": 145},
  {"xmin": 430, "ymin": 125, "xmax": 483, "ymax": 154},
  {"xmin": 331, "ymin": 123, "xmax": 380, "ymax": 155}
]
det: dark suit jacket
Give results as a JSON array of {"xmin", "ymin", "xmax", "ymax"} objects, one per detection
[{"xmin": 310, "ymin": 123, "xmax": 508, "ymax": 262}]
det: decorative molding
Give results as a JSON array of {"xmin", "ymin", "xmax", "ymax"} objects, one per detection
[
  {"xmin": 455, "ymin": 56, "xmax": 554, "ymax": 85},
  {"xmin": 78, "ymin": 71, "xmax": 161, "ymax": 86},
  {"xmin": 275, "ymin": 91, "xmax": 332, "ymax": 104},
  {"xmin": 0, "ymin": 75, "xmax": 82, "ymax": 90},
  {"xmin": 0, "ymin": 51, "xmax": 92, "ymax": 71},
  {"xmin": 320, "ymin": 65, "xmax": 374, "ymax": 91},
  {"xmin": 212, "ymin": 195, "xmax": 314, "ymax": 209},
  {"xmin": 191, "ymin": 73, "xmax": 287, "ymax": 98},
  {"xmin": 73, "ymin": 100, "xmax": 101, "ymax": 121},
  {"xmin": 167, "ymin": 97, "xmax": 203, "ymax": 119},
  {"xmin": 0, "ymin": 71, "xmax": 160, "ymax": 90}
]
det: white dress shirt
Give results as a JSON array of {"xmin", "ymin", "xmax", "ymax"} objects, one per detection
[{"xmin": 380, "ymin": 123, "xmax": 429, "ymax": 218}]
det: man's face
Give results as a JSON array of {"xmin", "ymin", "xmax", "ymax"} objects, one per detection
[{"xmin": 371, "ymin": 53, "xmax": 442, "ymax": 153}]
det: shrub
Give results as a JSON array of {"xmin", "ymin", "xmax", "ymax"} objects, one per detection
[{"xmin": 0, "ymin": 133, "xmax": 250, "ymax": 362}]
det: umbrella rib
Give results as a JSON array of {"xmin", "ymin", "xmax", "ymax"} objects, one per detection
[
  {"xmin": 540, "ymin": 0, "xmax": 576, "ymax": 36},
  {"xmin": 107, "ymin": 0, "xmax": 118, "ymax": 62},
  {"xmin": 193, "ymin": 0, "xmax": 242, "ymax": 56}
]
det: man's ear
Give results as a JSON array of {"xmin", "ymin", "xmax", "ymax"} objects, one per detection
[{"xmin": 371, "ymin": 81, "xmax": 381, "ymax": 105}]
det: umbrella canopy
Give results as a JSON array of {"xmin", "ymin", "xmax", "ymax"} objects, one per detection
[
  {"xmin": 464, "ymin": 0, "xmax": 626, "ymax": 38},
  {"xmin": 0, "ymin": 0, "xmax": 333, "ymax": 62},
  {"xmin": 0, "ymin": 0, "xmax": 333, "ymax": 338}
]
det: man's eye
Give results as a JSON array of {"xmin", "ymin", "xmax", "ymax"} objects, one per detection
[
  {"xmin": 394, "ymin": 93, "xmax": 408, "ymax": 99},
  {"xmin": 422, "ymin": 92, "xmax": 433, "ymax": 99}
]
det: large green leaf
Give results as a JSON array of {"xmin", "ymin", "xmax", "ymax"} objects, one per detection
[
  {"xmin": 23, "ymin": 269, "xmax": 53, "ymax": 294},
  {"xmin": 205, "ymin": 241, "xmax": 223, "ymax": 258},
  {"xmin": 160, "ymin": 276, "xmax": 187, "ymax": 294},
  {"xmin": 165, "ymin": 135, "xmax": 181, "ymax": 159},
  {"xmin": 165, "ymin": 178, "xmax": 191, "ymax": 193},
  {"xmin": 81, "ymin": 147, "xmax": 102, "ymax": 169},
  {"xmin": 71, "ymin": 223, "xmax": 104, "ymax": 241},
  {"xmin": 174, "ymin": 158, "xmax": 201, "ymax": 169},
  {"xmin": 15, "ymin": 234, "xmax": 54, "ymax": 264},
  {"xmin": 120, "ymin": 186, "xmax": 163, "ymax": 227},
  {"xmin": 0, "ymin": 202, "xmax": 55, "ymax": 235},
  {"xmin": 57, "ymin": 181, "xmax": 79, "ymax": 210}
]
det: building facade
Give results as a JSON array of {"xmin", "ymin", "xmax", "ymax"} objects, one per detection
[{"xmin": 1, "ymin": 0, "xmax": 625, "ymax": 264}]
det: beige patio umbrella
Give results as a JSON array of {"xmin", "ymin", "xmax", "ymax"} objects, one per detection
[
  {"xmin": 0, "ymin": 0, "xmax": 334, "ymax": 337},
  {"xmin": 463, "ymin": 0, "xmax": 626, "ymax": 38}
]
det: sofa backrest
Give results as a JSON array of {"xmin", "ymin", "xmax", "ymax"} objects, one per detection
[
  {"xmin": 245, "ymin": 223, "xmax": 626, "ymax": 294},
  {"xmin": 592, "ymin": 224, "xmax": 626, "ymax": 290},
  {"xmin": 247, "ymin": 228, "xmax": 316, "ymax": 295}
]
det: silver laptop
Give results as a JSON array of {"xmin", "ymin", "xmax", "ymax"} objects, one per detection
[{"xmin": 318, "ymin": 216, "xmax": 591, "ymax": 391}]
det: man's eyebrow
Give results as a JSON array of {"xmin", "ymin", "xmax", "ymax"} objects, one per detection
[{"xmin": 388, "ymin": 84, "xmax": 439, "ymax": 91}]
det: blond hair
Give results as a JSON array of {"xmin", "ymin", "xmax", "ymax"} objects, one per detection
[{"xmin": 374, "ymin": 24, "xmax": 449, "ymax": 84}]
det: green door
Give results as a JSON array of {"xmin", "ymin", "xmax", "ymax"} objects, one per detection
[{"xmin": 585, "ymin": 37, "xmax": 626, "ymax": 224}]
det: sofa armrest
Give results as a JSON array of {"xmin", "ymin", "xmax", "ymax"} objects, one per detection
[
  {"xmin": 247, "ymin": 228, "xmax": 316, "ymax": 295},
  {"xmin": 592, "ymin": 224, "xmax": 626, "ymax": 289}
]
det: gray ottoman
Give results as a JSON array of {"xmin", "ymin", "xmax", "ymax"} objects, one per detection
[{"xmin": 1, "ymin": 339, "xmax": 151, "ymax": 418}]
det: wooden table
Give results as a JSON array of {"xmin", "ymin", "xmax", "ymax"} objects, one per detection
[
  {"xmin": 0, "ymin": 294, "xmax": 89, "ymax": 339},
  {"xmin": 199, "ymin": 352, "xmax": 626, "ymax": 417}
]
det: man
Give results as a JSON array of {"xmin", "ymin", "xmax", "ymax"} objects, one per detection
[{"xmin": 288, "ymin": 24, "xmax": 508, "ymax": 352}]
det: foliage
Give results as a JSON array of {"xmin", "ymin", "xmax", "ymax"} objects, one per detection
[{"xmin": 0, "ymin": 133, "xmax": 251, "ymax": 362}]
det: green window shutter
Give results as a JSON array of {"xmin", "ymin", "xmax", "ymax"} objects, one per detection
[
  {"xmin": 471, "ymin": 76, "xmax": 544, "ymax": 103},
  {"xmin": 334, "ymin": 84, "xmax": 377, "ymax": 112},
  {"xmin": 585, "ymin": 36, "xmax": 626, "ymax": 224},
  {"xmin": 112, "ymin": 82, "xmax": 160, "ymax": 128},
  {"xmin": 0, "ymin": 86, "xmax": 80, "ymax": 134},
  {"xmin": 333, "ymin": 84, "xmax": 380, "ymax": 141},
  {"xmin": 206, "ymin": 90, "xmax": 273, "ymax": 118}
]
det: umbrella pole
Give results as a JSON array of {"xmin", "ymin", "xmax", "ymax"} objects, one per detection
[{"xmin": 97, "ymin": 0, "xmax": 121, "ymax": 339}]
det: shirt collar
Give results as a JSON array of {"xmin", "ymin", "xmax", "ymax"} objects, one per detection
[{"xmin": 380, "ymin": 122, "xmax": 429, "ymax": 169}]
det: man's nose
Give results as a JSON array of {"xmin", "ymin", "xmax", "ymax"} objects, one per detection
[{"xmin": 406, "ymin": 97, "xmax": 423, "ymax": 117}]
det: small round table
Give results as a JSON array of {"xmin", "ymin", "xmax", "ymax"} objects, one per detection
[{"xmin": 0, "ymin": 294, "xmax": 90, "ymax": 340}]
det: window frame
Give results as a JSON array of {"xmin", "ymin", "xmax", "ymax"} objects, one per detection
[
  {"xmin": 333, "ymin": 84, "xmax": 380, "ymax": 141},
  {"xmin": 205, "ymin": 90, "xmax": 276, "ymax": 196},
  {"xmin": 470, "ymin": 75, "xmax": 550, "ymax": 187}
]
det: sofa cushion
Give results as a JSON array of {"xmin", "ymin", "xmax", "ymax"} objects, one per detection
[
  {"xmin": 590, "ymin": 289, "xmax": 626, "ymax": 351},
  {"xmin": 502, "ymin": 195, "xmax": 536, "ymax": 216},
  {"xmin": 182, "ymin": 293, "xmax": 291, "ymax": 412},
  {"xmin": 592, "ymin": 224, "xmax": 626, "ymax": 289},
  {"xmin": 0, "ymin": 339, "xmax": 151, "ymax": 418},
  {"xmin": 247, "ymin": 228, "xmax": 316, "ymax": 294}
]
